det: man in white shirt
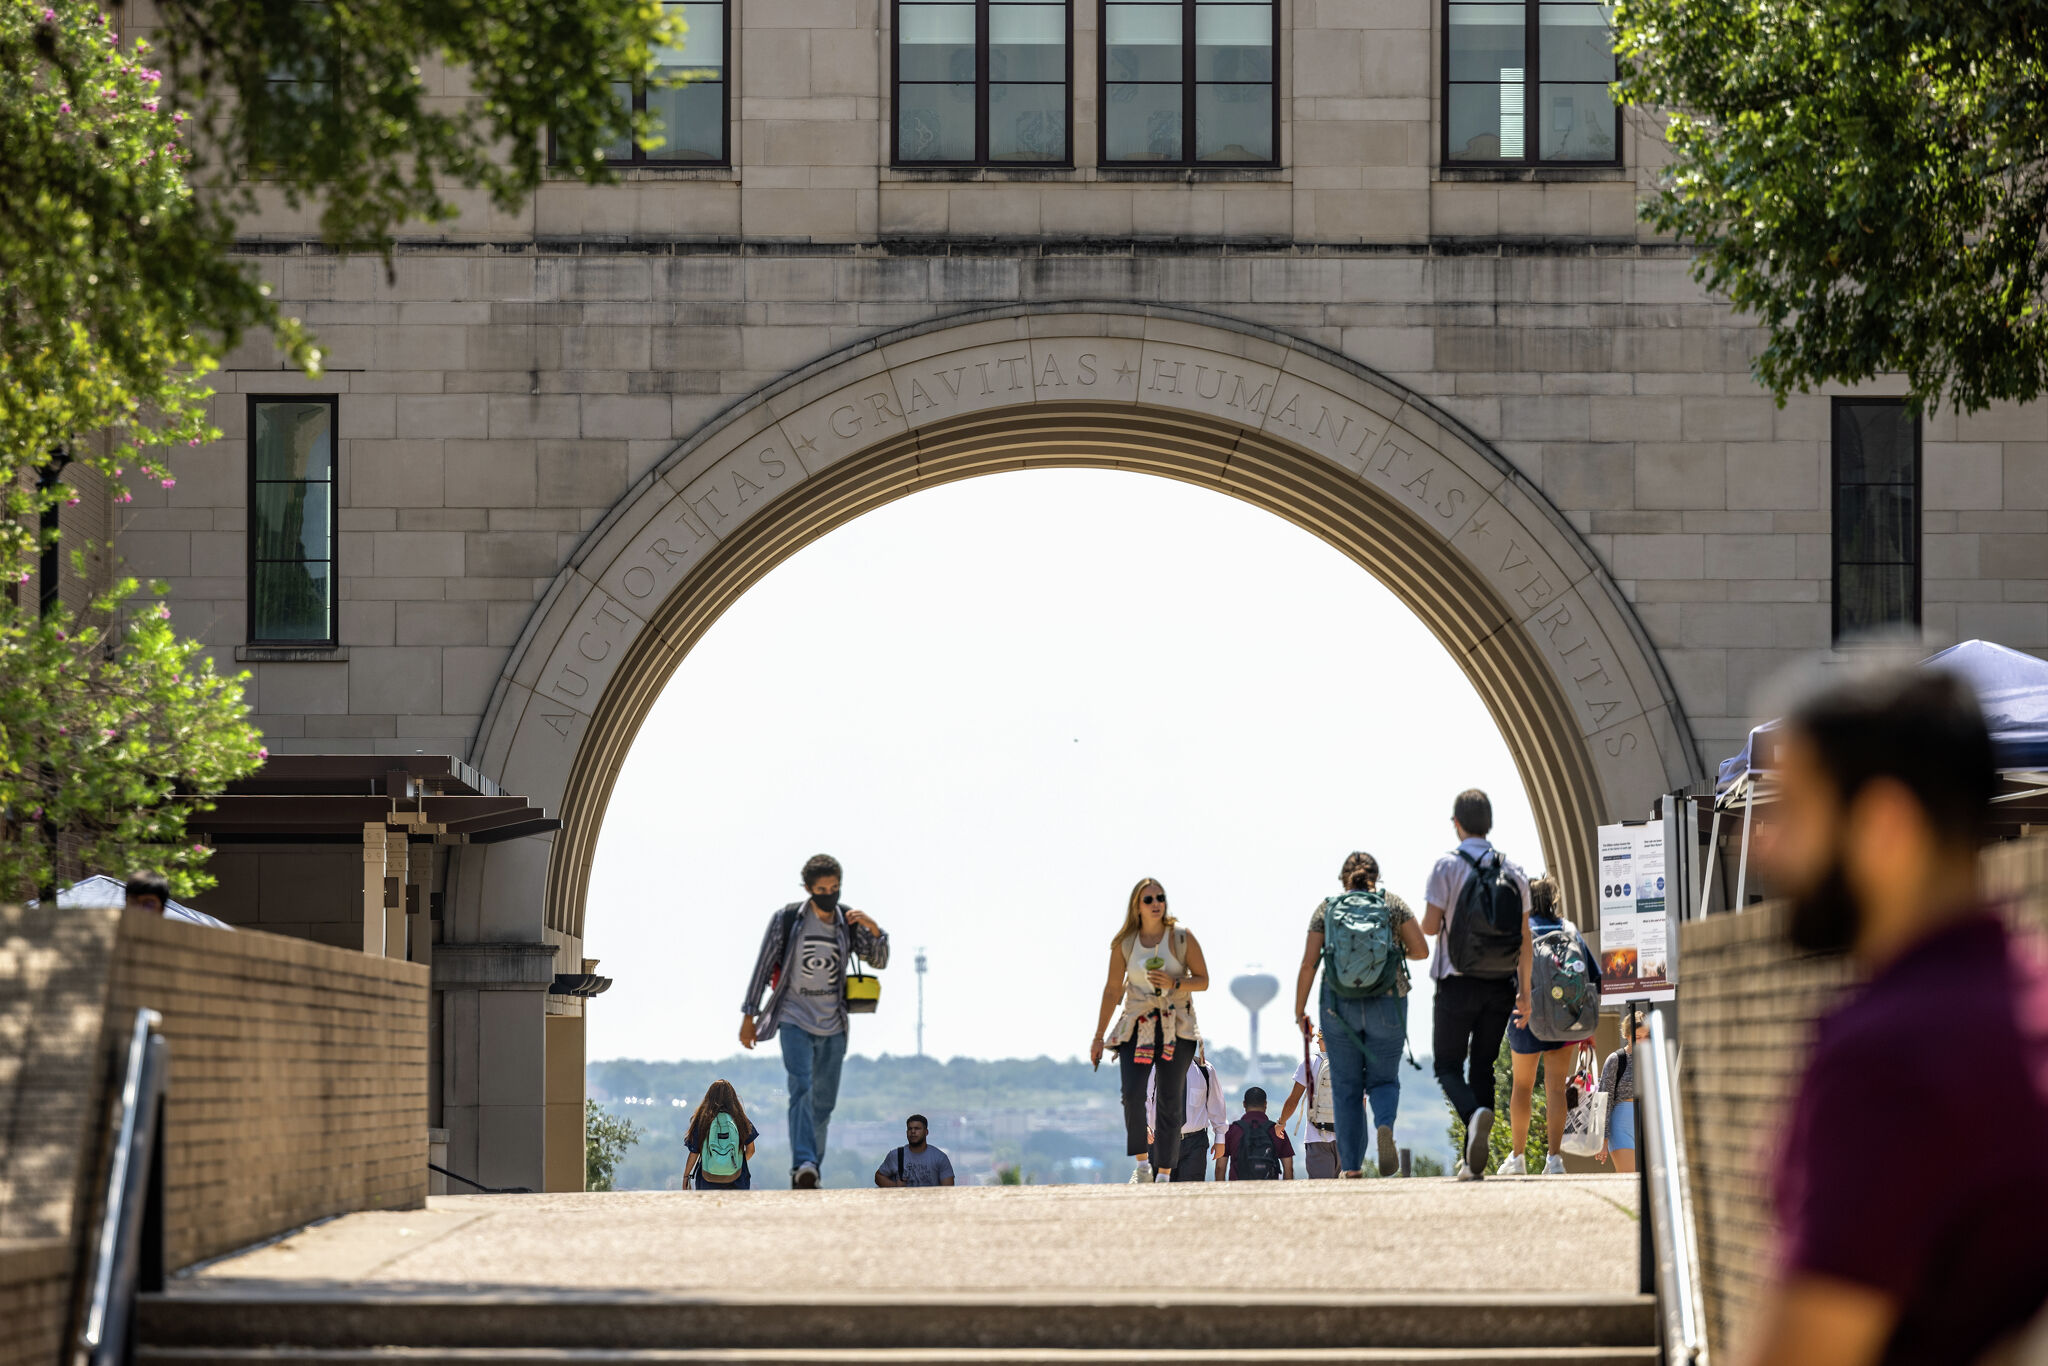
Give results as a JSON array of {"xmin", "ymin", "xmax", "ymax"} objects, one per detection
[
  {"xmin": 1422, "ymin": 788, "xmax": 1532, "ymax": 1181},
  {"xmin": 1278, "ymin": 1029, "xmax": 1339, "ymax": 1178},
  {"xmin": 1146, "ymin": 1047, "xmax": 1228, "ymax": 1181}
]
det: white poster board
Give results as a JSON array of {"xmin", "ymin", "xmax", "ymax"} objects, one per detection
[{"xmin": 1598, "ymin": 820, "xmax": 1678, "ymax": 1003}]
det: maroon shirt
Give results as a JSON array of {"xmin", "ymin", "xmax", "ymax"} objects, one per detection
[
  {"xmin": 1774, "ymin": 914, "xmax": 2048, "ymax": 1366},
  {"xmin": 1223, "ymin": 1114, "xmax": 1294, "ymax": 1179}
]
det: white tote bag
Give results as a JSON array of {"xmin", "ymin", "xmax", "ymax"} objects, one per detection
[{"xmin": 1560, "ymin": 1041, "xmax": 1608, "ymax": 1158}]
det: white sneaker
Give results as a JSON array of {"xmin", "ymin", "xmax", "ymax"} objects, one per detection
[
  {"xmin": 1129, "ymin": 1160, "xmax": 1152, "ymax": 1184},
  {"xmin": 1543, "ymin": 1154, "xmax": 1567, "ymax": 1175},
  {"xmin": 1154, "ymin": 1171, "xmax": 1173, "ymax": 1183},
  {"xmin": 1497, "ymin": 1151, "xmax": 1526, "ymax": 1176},
  {"xmin": 1455, "ymin": 1161, "xmax": 1482, "ymax": 1181}
]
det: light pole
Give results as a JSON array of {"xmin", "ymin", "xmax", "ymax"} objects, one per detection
[
  {"xmin": 1230, "ymin": 972, "xmax": 1279, "ymax": 1087},
  {"xmin": 915, "ymin": 948, "xmax": 927, "ymax": 1058}
]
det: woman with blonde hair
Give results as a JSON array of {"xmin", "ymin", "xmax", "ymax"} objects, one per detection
[{"xmin": 1090, "ymin": 877, "xmax": 1210, "ymax": 1182}]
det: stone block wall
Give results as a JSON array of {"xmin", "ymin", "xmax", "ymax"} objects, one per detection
[
  {"xmin": 132, "ymin": 245, "xmax": 2048, "ymax": 791},
  {"xmin": 1678, "ymin": 835, "xmax": 2048, "ymax": 1360}
]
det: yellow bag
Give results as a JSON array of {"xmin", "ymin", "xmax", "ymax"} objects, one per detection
[{"xmin": 844, "ymin": 955, "xmax": 881, "ymax": 1014}]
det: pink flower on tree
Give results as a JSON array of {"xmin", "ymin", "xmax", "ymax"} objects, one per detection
[{"xmin": 160, "ymin": 477, "xmax": 176, "ymax": 489}]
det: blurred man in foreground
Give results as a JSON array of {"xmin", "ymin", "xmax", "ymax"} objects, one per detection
[{"xmin": 1750, "ymin": 664, "xmax": 2048, "ymax": 1366}]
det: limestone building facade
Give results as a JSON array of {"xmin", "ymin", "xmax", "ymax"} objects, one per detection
[{"xmin": 110, "ymin": 0, "xmax": 2048, "ymax": 1190}]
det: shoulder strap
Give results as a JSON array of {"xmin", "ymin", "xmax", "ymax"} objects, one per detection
[{"xmin": 1172, "ymin": 926, "xmax": 1188, "ymax": 962}]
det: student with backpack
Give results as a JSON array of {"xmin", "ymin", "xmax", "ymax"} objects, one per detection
[
  {"xmin": 1089, "ymin": 877, "xmax": 1210, "ymax": 1183},
  {"xmin": 1223, "ymin": 1086, "xmax": 1294, "ymax": 1180},
  {"xmin": 1278, "ymin": 1029, "xmax": 1339, "ymax": 1178},
  {"xmin": 1499, "ymin": 874, "xmax": 1599, "ymax": 1175},
  {"xmin": 1145, "ymin": 1045, "xmax": 1229, "ymax": 1181},
  {"xmin": 737, "ymin": 853, "xmax": 891, "ymax": 1189},
  {"xmin": 1422, "ymin": 789, "xmax": 1532, "ymax": 1181},
  {"xmin": 1291, "ymin": 851, "xmax": 1428, "ymax": 1177},
  {"xmin": 874, "ymin": 1114, "xmax": 955, "ymax": 1187},
  {"xmin": 683, "ymin": 1079, "xmax": 759, "ymax": 1190}
]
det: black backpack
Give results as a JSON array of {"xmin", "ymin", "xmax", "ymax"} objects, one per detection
[
  {"xmin": 1231, "ymin": 1115, "xmax": 1282, "ymax": 1180},
  {"xmin": 1446, "ymin": 848, "xmax": 1523, "ymax": 978}
]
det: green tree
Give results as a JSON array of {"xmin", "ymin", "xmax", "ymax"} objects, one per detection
[
  {"xmin": 0, "ymin": 0, "xmax": 679, "ymax": 895},
  {"xmin": 0, "ymin": 572, "xmax": 264, "ymax": 901},
  {"xmin": 586, "ymin": 1100, "xmax": 642, "ymax": 1191},
  {"xmin": 1613, "ymin": 0, "xmax": 2048, "ymax": 413}
]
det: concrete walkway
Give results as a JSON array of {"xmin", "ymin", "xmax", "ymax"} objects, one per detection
[{"xmin": 173, "ymin": 1179, "xmax": 1641, "ymax": 1297}]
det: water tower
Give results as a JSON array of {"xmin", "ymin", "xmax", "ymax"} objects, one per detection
[{"xmin": 1229, "ymin": 972, "xmax": 1280, "ymax": 1086}]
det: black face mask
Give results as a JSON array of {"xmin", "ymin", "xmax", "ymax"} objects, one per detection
[
  {"xmin": 1787, "ymin": 847, "xmax": 1860, "ymax": 955},
  {"xmin": 811, "ymin": 890, "xmax": 841, "ymax": 914}
]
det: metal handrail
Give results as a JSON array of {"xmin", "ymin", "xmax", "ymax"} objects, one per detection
[
  {"xmin": 1637, "ymin": 1005, "xmax": 1709, "ymax": 1366},
  {"xmin": 78, "ymin": 1008, "xmax": 169, "ymax": 1366}
]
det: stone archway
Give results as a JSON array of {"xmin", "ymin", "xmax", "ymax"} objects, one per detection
[{"xmin": 465, "ymin": 305, "xmax": 1701, "ymax": 943}]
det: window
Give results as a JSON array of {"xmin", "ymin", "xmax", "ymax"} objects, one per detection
[
  {"xmin": 1444, "ymin": 1, "xmax": 1619, "ymax": 166},
  {"xmin": 894, "ymin": 0, "xmax": 1070, "ymax": 164},
  {"xmin": 1101, "ymin": 0, "xmax": 1275, "ymax": 164},
  {"xmin": 1832, "ymin": 399, "xmax": 1921, "ymax": 642},
  {"xmin": 595, "ymin": 1, "xmax": 729, "ymax": 165},
  {"xmin": 248, "ymin": 397, "xmax": 337, "ymax": 645}
]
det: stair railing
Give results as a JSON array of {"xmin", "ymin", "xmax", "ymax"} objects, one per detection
[
  {"xmin": 77, "ymin": 1008, "xmax": 169, "ymax": 1366},
  {"xmin": 1637, "ymin": 1004, "xmax": 1709, "ymax": 1366}
]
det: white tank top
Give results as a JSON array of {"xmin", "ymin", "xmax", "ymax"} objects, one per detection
[{"xmin": 1125, "ymin": 929, "xmax": 1184, "ymax": 990}]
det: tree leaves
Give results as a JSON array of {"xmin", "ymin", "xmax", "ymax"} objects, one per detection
[{"xmin": 1614, "ymin": 0, "xmax": 2048, "ymax": 413}]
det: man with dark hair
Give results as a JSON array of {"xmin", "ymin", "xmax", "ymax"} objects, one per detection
[
  {"xmin": 1749, "ymin": 663, "xmax": 2048, "ymax": 1366},
  {"xmin": 739, "ymin": 853, "xmax": 889, "ymax": 1188},
  {"xmin": 1422, "ymin": 787, "xmax": 1531, "ymax": 1180},
  {"xmin": 123, "ymin": 871, "xmax": 171, "ymax": 916},
  {"xmin": 1223, "ymin": 1086, "xmax": 1293, "ymax": 1180},
  {"xmin": 875, "ymin": 1113, "xmax": 954, "ymax": 1187}
]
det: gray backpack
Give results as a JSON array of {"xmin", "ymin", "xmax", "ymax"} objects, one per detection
[{"xmin": 1527, "ymin": 918, "xmax": 1599, "ymax": 1042}]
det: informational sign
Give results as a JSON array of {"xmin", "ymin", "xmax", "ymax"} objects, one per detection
[{"xmin": 1598, "ymin": 820, "xmax": 1678, "ymax": 1003}]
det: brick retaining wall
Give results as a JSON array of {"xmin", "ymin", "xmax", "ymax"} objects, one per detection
[
  {"xmin": 103, "ymin": 912, "xmax": 430, "ymax": 1269},
  {"xmin": 1, "ymin": 904, "xmax": 428, "ymax": 1365},
  {"xmin": 1678, "ymin": 834, "xmax": 2048, "ymax": 1360}
]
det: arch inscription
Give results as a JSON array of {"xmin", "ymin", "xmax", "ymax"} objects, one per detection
[{"xmin": 467, "ymin": 307, "xmax": 1699, "ymax": 939}]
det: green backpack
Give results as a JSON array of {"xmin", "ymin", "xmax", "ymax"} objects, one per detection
[
  {"xmin": 1320, "ymin": 889, "xmax": 1402, "ymax": 999},
  {"xmin": 700, "ymin": 1111, "xmax": 745, "ymax": 1184}
]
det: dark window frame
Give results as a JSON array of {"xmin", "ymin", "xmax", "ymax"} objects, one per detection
[
  {"xmin": 1097, "ymin": 0, "xmax": 1280, "ymax": 168},
  {"xmin": 1830, "ymin": 396, "xmax": 1923, "ymax": 644},
  {"xmin": 1439, "ymin": 0, "xmax": 1623, "ymax": 169},
  {"xmin": 550, "ymin": 2, "xmax": 732, "ymax": 168},
  {"xmin": 246, "ymin": 394, "xmax": 340, "ymax": 648},
  {"xmin": 890, "ymin": 0, "xmax": 1076, "ymax": 167}
]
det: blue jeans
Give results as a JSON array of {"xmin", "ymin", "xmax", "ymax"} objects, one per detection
[
  {"xmin": 1321, "ymin": 990, "xmax": 1407, "ymax": 1174},
  {"xmin": 777, "ymin": 1025, "xmax": 847, "ymax": 1173}
]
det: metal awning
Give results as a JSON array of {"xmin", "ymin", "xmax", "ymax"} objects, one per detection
[{"xmin": 184, "ymin": 755, "xmax": 559, "ymax": 845}]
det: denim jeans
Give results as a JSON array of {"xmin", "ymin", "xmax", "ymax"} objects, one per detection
[
  {"xmin": 778, "ymin": 1024, "xmax": 848, "ymax": 1173},
  {"xmin": 1321, "ymin": 989, "xmax": 1408, "ymax": 1174}
]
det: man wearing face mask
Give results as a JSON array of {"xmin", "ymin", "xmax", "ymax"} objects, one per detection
[
  {"xmin": 739, "ymin": 853, "xmax": 890, "ymax": 1188},
  {"xmin": 1748, "ymin": 664, "xmax": 2048, "ymax": 1366}
]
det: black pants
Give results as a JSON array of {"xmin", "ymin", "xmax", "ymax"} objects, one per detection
[
  {"xmin": 1432, "ymin": 974, "xmax": 1515, "ymax": 1124},
  {"xmin": 1169, "ymin": 1134, "xmax": 1210, "ymax": 1182},
  {"xmin": 1118, "ymin": 1031, "xmax": 1195, "ymax": 1171}
]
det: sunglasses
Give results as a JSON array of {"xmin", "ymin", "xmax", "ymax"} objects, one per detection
[{"xmin": 1143, "ymin": 893, "xmax": 1168, "ymax": 906}]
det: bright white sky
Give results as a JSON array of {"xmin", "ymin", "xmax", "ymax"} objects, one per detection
[{"xmin": 585, "ymin": 469, "xmax": 1540, "ymax": 1065}]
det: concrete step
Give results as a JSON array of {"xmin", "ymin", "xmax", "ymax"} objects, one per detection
[
  {"xmin": 140, "ymin": 1349, "xmax": 1661, "ymax": 1366},
  {"xmin": 140, "ymin": 1293, "xmax": 1658, "ymax": 1355}
]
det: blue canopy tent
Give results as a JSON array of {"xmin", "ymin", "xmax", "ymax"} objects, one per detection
[{"xmin": 1709, "ymin": 640, "xmax": 2048, "ymax": 907}]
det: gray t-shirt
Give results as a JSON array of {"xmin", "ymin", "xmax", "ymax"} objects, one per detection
[
  {"xmin": 878, "ymin": 1143, "xmax": 954, "ymax": 1186},
  {"xmin": 1424, "ymin": 837, "xmax": 1532, "ymax": 981},
  {"xmin": 780, "ymin": 914, "xmax": 846, "ymax": 1037}
]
